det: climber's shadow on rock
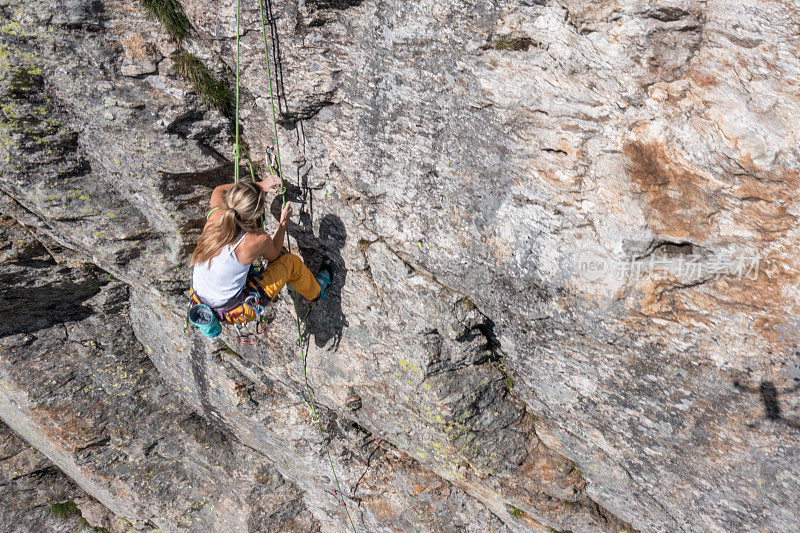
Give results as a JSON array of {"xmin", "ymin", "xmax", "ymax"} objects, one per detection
[
  {"xmin": 267, "ymin": 193, "xmax": 348, "ymax": 349},
  {"xmin": 734, "ymin": 378, "xmax": 800, "ymax": 430},
  {"xmin": 291, "ymin": 216, "xmax": 350, "ymax": 354},
  {"xmin": 301, "ymin": 215, "xmax": 348, "ymax": 350}
]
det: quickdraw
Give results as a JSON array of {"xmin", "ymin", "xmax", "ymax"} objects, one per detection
[{"xmin": 331, "ymin": 489, "xmax": 347, "ymax": 507}]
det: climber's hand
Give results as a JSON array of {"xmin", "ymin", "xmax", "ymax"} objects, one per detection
[
  {"xmin": 279, "ymin": 202, "xmax": 292, "ymax": 226},
  {"xmin": 259, "ymin": 175, "xmax": 282, "ymax": 194}
]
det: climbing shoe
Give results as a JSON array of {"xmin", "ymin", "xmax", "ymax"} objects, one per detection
[{"xmin": 315, "ymin": 263, "xmax": 332, "ymax": 301}]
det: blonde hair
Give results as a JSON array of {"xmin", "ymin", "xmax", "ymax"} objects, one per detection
[{"xmin": 191, "ymin": 181, "xmax": 266, "ymax": 266}]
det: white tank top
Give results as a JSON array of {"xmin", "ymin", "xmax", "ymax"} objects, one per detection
[{"xmin": 192, "ymin": 233, "xmax": 250, "ymax": 307}]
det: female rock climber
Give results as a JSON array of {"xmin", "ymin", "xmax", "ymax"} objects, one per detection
[{"xmin": 189, "ymin": 174, "xmax": 330, "ymax": 332}]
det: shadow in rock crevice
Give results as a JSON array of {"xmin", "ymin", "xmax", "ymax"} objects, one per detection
[
  {"xmin": 0, "ymin": 264, "xmax": 104, "ymax": 338},
  {"xmin": 188, "ymin": 335, "xmax": 237, "ymax": 438}
]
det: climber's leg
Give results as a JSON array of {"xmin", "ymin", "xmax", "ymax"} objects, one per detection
[{"xmin": 257, "ymin": 253, "xmax": 321, "ymax": 301}]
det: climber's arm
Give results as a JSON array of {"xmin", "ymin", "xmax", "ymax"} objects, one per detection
[
  {"xmin": 209, "ymin": 183, "xmax": 235, "ymax": 208},
  {"xmin": 260, "ymin": 203, "xmax": 291, "ymax": 261},
  {"xmin": 259, "ymin": 234, "xmax": 283, "ymax": 262}
]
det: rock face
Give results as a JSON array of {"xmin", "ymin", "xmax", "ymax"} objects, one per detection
[
  {"xmin": 0, "ymin": 0, "xmax": 798, "ymax": 531},
  {"xmin": 0, "ymin": 214, "xmax": 321, "ymax": 531},
  {"xmin": 0, "ymin": 419, "xmax": 108, "ymax": 533}
]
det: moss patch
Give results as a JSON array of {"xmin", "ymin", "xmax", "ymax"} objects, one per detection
[
  {"xmin": 47, "ymin": 500, "xmax": 109, "ymax": 531},
  {"xmin": 172, "ymin": 52, "xmax": 231, "ymax": 114},
  {"xmin": 493, "ymin": 37, "xmax": 533, "ymax": 51},
  {"xmin": 47, "ymin": 500, "xmax": 80, "ymax": 519},
  {"xmin": 139, "ymin": 0, "xmax": 192, "ymax": 42}
]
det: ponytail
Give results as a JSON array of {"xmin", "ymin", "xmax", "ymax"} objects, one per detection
[{"xmin": 191, "ymin": 182, "xmax": 266, "ymax": 266}]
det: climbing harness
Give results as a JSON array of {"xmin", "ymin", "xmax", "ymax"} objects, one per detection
[
  {"xmin": 187, "ymin": 1, "xmax": 356, "ymax": 529},
  {"xmin": 187, "ymin": 265, "xmax": 273, "ymax": 340}
]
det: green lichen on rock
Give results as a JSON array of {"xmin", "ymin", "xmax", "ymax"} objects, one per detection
[
  {"xmin": 6, "ymin": 64, "xmax": 42, "ymax": 95},
  {"xmin": 1, "ymin": 19, "xmax": 29, "ymax": 38},
  {"xmin": 0, "ymin": 41, "xmax": 84, "ymax": 178},
  {"xmin": 0, "ymin": 46, "xmax": 51, "ymax": 165},
  {"xmin": 508, "ymin": 504, "xmax": 524, "ymax": 519}
]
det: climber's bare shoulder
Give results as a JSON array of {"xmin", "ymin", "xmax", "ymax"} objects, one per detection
[
  {"xmin": 209, "ymin": 183, "xmax": 234, "ymax": 209},
  {"xmin": 234, "ymin": 232, "xmax": 269, "ymax": 264},
  {"xmin": 202, "ymin": 207, "xmax": 225, "ymax": 231}
]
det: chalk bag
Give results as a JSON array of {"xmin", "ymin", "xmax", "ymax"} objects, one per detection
[{"xmin": 188, "ymin": 304, "xmax": 222, "ymax": 338}]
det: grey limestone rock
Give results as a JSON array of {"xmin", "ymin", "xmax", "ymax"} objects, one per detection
[{"xmin": 0, "ymin": 0, "xmax": 798, "ymax": 531}]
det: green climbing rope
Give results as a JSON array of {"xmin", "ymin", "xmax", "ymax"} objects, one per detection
[
  {"xmin": 226, "ymin": 1, "xmax": 359, "ymax": 530},
  {"xmin": 233, "ymin": 0, "xmax": 241, "ymax": 183}
]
